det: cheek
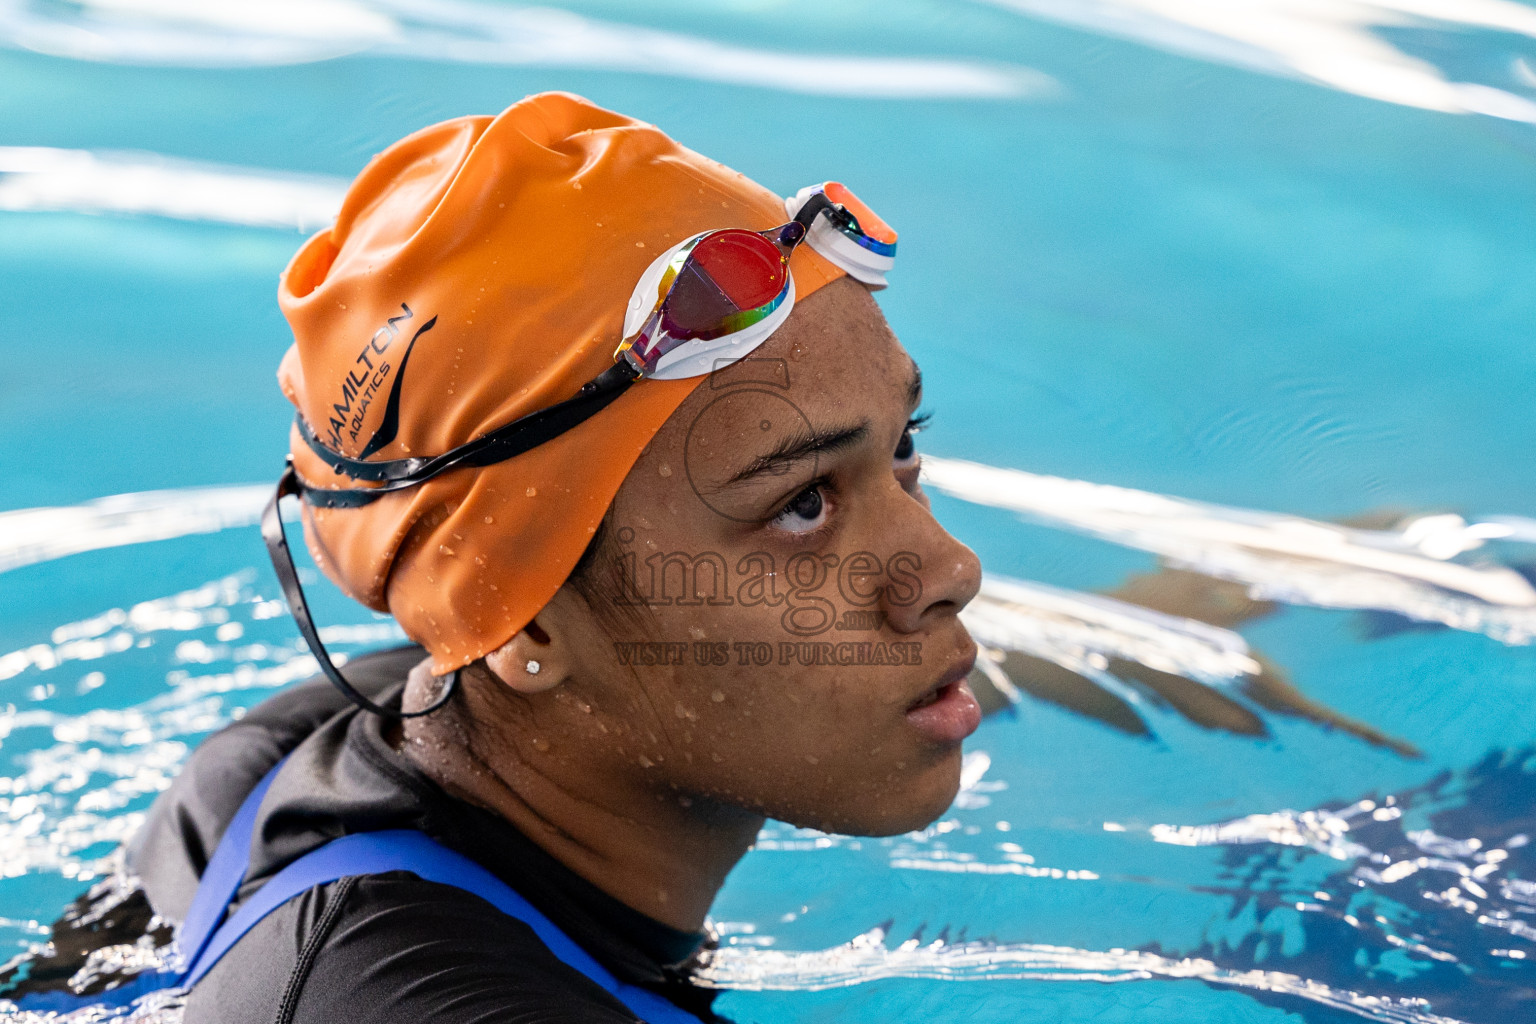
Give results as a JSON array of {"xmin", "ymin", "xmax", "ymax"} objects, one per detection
[
  {"xmin": 658, "ymin": 653, "xmax": 961, "ymax": 820},
  {"xmin": 578, "ymin": 545, "xmax": 964, "ymax": 829}
]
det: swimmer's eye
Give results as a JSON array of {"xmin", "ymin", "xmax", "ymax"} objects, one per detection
[
  {"xmin": 894, "ymin": 412, "xmax": 931, "ymax": 469},
  {"xmin": 772, "ymin": 413, "xmax": 931, "ymax": 534},
  {"xmin": 770, "ymin": 478, "xmax": 830, "ymax": 535}
]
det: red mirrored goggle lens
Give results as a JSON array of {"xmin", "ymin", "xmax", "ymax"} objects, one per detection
[{"xmin": 660, "ymin": 229, "xmax": 788, "ymax": 338}]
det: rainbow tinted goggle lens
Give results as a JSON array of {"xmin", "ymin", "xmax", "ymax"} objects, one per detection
[
  {"xmin": 615, "ymin": 181, "xmax": 897, "ymax": 378},
  {"xmin": 265, "ymin": 182, "xmax": 895, "ymax": 717}
]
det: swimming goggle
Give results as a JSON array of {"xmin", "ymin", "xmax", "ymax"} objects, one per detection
[{"xmin": 262, "ymin": 182, "xmax": 897, "ymax": 717}]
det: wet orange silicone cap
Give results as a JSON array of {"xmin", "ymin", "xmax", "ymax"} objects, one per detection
[{"xmin": 277, "ymin": 92, "xmax": 844, "ymax": 674}]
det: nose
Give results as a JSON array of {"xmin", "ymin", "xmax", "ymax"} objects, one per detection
[{"xmin": 878, "ymin": 496, "xmax": 982, "ymax": 636}]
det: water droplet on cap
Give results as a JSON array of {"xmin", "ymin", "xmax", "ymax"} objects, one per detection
[{"xmin": 525, "ymin": 487, "xmax": 538, "ymax": 498}]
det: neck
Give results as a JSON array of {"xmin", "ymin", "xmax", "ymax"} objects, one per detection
[{"xmin": 399, "ymin": 663, "xmax": 762, "ymax": 932}]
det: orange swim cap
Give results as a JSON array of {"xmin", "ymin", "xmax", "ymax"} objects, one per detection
[{"xmin": 277, "ymin": 92, "xmax": 845, "ymax": 674}]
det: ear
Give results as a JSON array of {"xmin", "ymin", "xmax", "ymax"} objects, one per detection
[{"xmin": 483, "ymin": 615, "xmax": 565, "ymax": 695}]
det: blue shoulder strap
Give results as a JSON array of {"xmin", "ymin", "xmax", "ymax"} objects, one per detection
[
  {"xmin": 177, "ymin": 761, "xmax": 704, "ymax": 1024},
  {"xmin": 174, "ymin": 758, "xmax": 285, "ymax": 973}
]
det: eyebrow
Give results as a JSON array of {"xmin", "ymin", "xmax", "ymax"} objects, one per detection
[
  {"xmin": 719, "ymin": 361, "xmax": 924, "ymax": 489},
  {"xmin": 722, "ymin": 422, "xmax": 870, "ymax": 488}
]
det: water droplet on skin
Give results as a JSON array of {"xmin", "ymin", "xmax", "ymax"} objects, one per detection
[
  {"xmin": 805, "ymin": 754, "xmax": 819, "ymax": 765},
  {"xmin": 678, "ymin": 796, "xmax": 693, "ymax": 808},
  {"xmin": 710, "ymin": 690, "xmax": 725, "ymax": 703},
  {"xmin": 674, "ymin": 702, "xmax": 694, "ymax": 720},
  {"xmin": 637, "ymin": 754, "xmax": 654, "ymax": 768},
  {"xmin": 532, "ymin": 737, "xmax": 550, "ymax": 752},
  {"xmin": 439, "ymin": 545, "xmax": 455, "ymax": 556},
  {"xmin": 401, "ymin": 444, "xmax": 411, "ymax": 453},
  {"xmin": 483, "ymin": 516, "xmax": 494, "ymax": 524},
  {"xmin": 573, "ymin": 181, "xmax": 582, "ymax": 190},
  {"xmin": 711, "ymin": 752, "xmax": 724, "ymax": 763},
  {"xmin": 474, "ymin": 556, "xmax": 484, "ymax": 566},
  {"xmin": 658, "ymin": 464, "xmax": 672, "ymax": 477},
  {"xmin": 526, "ymin": 487, "xmax": 539, "ymax": 498}
]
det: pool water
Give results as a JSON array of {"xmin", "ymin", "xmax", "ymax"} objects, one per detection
[{"xmin": 2, "ymin": 1, "xmax": 1536, "ymax": 1021}]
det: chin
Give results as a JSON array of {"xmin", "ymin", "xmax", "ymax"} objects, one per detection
[
  {"xmin": 858, "ymin": 785, "xmax": 963, "ymax": 837},
  {"xmin": 789, "ymin": 751, "xmax": 965, "ymax": 837}
]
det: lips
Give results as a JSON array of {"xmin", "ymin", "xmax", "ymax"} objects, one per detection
[{"xmin": 904, "ymin": 650, "xmax": 981, "ymax": 745}]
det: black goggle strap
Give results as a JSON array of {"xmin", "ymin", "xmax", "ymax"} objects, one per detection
[
  {"xmin": 788, "ymin": 189, "xmax": 869, "ymax": 245},
  {"xmin": 262, "ymin": 465, "xmax": 458, "ymax": 719},
  {"xmin": 295, "ymin": 360, "xmax": 641, "ymax": 509},
  {"xmin": 789, "ymin": 190, "xmax": 835, "ymax": 234}
]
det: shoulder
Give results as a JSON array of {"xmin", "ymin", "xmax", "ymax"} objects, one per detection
[{"xmin": 185, "ymin": 873, "xmax": 643, "ymax": 1024}]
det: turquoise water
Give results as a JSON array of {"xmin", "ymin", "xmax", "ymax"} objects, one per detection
[{"xmin": 3, "ymin": 1, "xmax": 1536, "ymax": 1021}]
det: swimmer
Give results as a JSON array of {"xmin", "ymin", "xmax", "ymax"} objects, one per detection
[{"xmin": 109, "ymin": 93, "xmax": 981, "ymax": 1022}]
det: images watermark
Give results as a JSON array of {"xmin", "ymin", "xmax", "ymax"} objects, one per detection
[
  {"xmin": 601, "ymin": 356, "xmax": 926, "ymax": 665},
  {"xmin": 612, "ymin": 639, "xmax": 922, "ymax": 667},
  {"xmin": 607, "ymin": 539, "xmax": 922, "ymax": 637}
]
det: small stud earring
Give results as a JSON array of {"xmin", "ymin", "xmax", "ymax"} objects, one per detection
[{"xmin": 525, "ymin": 660, "xmax": 541, "ymax": 675}]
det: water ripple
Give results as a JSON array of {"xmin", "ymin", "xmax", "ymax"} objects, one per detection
[
  {"xmin": 0, "ymin": 0, "xmax": 1045, "ymax": 98},
  {"xmin": 924, "ymin": 456, "xmax": 1536, "ymax": 644},
  {"xmin": 697, "ymin": 924, "xmax": 1468, "ymax": 1023}
]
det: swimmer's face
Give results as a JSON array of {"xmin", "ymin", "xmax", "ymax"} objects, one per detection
[{"xmin": 551, "ymin": 277, "xmax": 983, "ymax": 836}]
